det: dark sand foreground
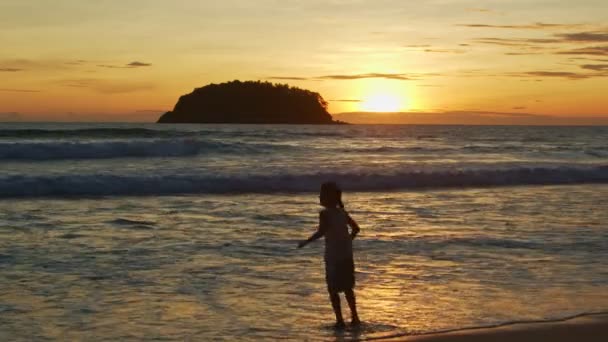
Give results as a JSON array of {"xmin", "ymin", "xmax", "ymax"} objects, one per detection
[{"xmin": 385, "ymin": 314, "xmax": 608, "ymax": 341}]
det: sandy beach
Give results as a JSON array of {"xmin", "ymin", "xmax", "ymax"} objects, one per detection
[{"xmin": 392, "ymin": 313, "xmax": 608, "ymax": 342}]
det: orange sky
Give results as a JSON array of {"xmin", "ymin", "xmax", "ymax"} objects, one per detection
[{"xmin": 1, "ymin": 0, "xmax": 607, "ymax": 124}]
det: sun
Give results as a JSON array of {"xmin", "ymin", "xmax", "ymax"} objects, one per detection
[{"xmin": 360, "ymin": 93, "xmax": 402, "ymax": 112}]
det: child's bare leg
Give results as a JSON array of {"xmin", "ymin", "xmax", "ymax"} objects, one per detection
[
  {"xmin": 344, "ymin": 289, "xmax": 360, "ymax": 325},
  {"xmin": 329, "ymin": 291, "xmax": 345, "ymax": 327}
]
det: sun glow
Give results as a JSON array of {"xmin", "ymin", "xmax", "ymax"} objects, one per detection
[
  {"xmin": 361, "ymin": 93, "xmax": 403, "ymax": 112},
  {"xmin": 356, "ymin": 79, "xmax": 410, "ymax": 112}
]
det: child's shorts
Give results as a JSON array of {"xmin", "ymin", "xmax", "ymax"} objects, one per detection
[{"xmin": 325, "ymin": 258, "xmax": 355, "ymax": 293}]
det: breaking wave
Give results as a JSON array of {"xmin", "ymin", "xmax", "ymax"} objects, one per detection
[
  {"xmin": 0, "ymin": 139, "xmax": 284, "ymax": 160},
  {"xmin": 1, "ymin": 165, "xmax": 607, "ymax": 197}
]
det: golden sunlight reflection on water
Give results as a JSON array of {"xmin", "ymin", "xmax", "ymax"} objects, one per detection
[{"xmin": 0, "ymin": 185, "xmax": 607, "ymax": 340}]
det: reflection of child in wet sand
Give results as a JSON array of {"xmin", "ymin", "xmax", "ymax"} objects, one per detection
[{"xmin": 298, "ymin": 182, "xmax": 361, "ymax": 329}]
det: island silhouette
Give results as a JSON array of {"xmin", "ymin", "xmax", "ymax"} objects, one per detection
[{"xmin": 157, "ymin": 80, "xmax": 341, "ymax": 124}]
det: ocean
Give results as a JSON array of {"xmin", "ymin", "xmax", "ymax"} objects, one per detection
[{"xmin": 1, "ymin": 123, "xmax": 607, "ymax": 340}]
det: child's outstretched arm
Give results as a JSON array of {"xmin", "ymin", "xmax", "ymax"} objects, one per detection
[
  {"xmin": 297, "ymin": 212, "xmax": 328, "ymax": 248},
  {"xmin": 347, "ymin": 214, "xmax": 360, "ymax": 240},
  {"xmin": 297, "ymin": 228, "xmax": 324, "ymax": 248}
]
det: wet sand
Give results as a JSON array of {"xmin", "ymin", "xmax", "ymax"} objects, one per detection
[{"xmin": 394, "ymin": 313, "xmax": 608, "ymax": 342}]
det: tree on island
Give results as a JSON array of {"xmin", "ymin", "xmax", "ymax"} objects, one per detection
[{"xmin": 157, "ymin": 80, "xmax": 341, "ymax": 124}]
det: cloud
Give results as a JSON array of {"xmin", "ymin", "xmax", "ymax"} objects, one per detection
[
  {"xmin": 557, "ymin": 46, "xmax": 608, "ymax": 56},
  {"xmin": 58, "ymin": 78, "xmax": 155, "ymax": 94},
  {"xmin": 0, "ymin": 58, "xmax": 147, "ymax": 71},
  {"xmin": 0, "ymin": 88, "xmax": 41, "ymax": 93},
  {"xmin": 473, "ymin": 37, "xmax": 560, "ymax": 46},
  {"xmin": 405, "ymin": 44, "xmax": 466, "ymax": 53},
  {"xmin": 2, "ymin": 58, "xmax": 150, "ymax": 71},
  {"xmin": 0, "ymin": 58, "xmax": 82, "ymax": 71},
  {"xmin": 457, "ymin": 22, "xmax": 582, "ymax": 30},
  {"xmin": 556, "ymin": 32, "xmax": 608, "ymax": 42},
  {"xmin": 580, "ymin": 64, "xmax": 608, "ymax": 71},
  {"xmin": 515, "ymin": 71, "xmax": 599, "ymax": 79},
  {"xmin": 319, "ymin": 73, "xmax": 412, "ymax": 80},
  {"xmin": 468, "ymin": 31, "xmax": 608, "ymax": 59},
  {"xmin": 424, "ymin": 48, "xmax": 466, "ymax": 54},
  {"xmin": 567, "ymin": 57, "xmax": 608, "ymax": 62},
  {"xmin": 268, "ymin": 73, "xmax": 416, "ymax": 81},
  {"xmin": 465, "ymin": 69, "xmax": 564, "ymax": 79},
  {"xmin": 267, "ymin": 76, "xmax": 310, "ymax": 81},
  {"xmin": 505, "ymin": 52, "xmax": 540, "ymax": 55},
  {"xmin": 512, "ymin": 106, "xmax": 527, "ymax": 110},
  {"xmin": 470, "ymin": 37, "xmax": 559, "ymax": 55},
  {"xmin": 127, "ymin": 61, "xmax": 152, "ymax": 67},
  {"xmin": 97, "ymin": 61, "xmax": 152, "ymax": 69},
  {"xmin": 65, "ymin": 60, "xmax": 88, "ymax": 66},
  {"xmin": 97, "ymin": 65, "xmax": 121, "ymax": 69}
]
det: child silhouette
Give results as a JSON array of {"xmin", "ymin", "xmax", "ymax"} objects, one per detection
[{"xmin": 298, "ymin": 182, "xmax": 361, "ymax": 329}]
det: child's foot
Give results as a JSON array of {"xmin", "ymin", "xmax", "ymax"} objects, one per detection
[{"xmin": 334, "ymin": 321, "xmax": 346, "ymax": 330}]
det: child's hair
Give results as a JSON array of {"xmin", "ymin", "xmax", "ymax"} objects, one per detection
[{"xmin": 321, "ymin": 181, "xmax": 345, "ymax": 210}]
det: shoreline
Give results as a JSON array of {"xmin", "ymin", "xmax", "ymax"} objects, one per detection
[{"xmin": 371, "ymin": 312, "xmax": 608, "ymax": 341}]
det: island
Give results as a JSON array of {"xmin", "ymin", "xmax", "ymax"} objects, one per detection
[{"xmin": 157, "ymin": 80, "xmax": 341, "ymax": 124}]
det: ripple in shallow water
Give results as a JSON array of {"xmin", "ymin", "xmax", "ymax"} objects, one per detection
[{"xmin": 0, "ymin": 186, "xmax": 607, "ymax": 340}]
